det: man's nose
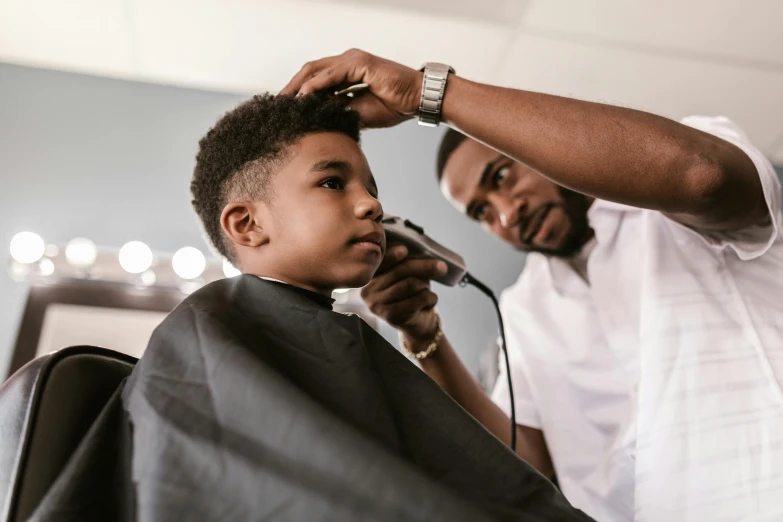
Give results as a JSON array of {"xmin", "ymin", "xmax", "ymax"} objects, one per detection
[
  {"xmin": 499, "ymin": 211, "xmax": 516, "ymax": 228},
  {"xmin": 490, "ymin": 194, "xmax": 523, "ymax": 229}
]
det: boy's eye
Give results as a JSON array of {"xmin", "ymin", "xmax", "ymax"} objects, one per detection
[
  {"xmin": 319, "ymin": 178, "xmax": 344, "ymax": 190},
  {"xmin": 493, "ymin": 166, "xmax": 510, "ymax": 187}
]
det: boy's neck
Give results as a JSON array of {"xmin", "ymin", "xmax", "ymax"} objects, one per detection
[{"xmin": 248, "ymin": 271, "xmax": 334, "ymax": 297}]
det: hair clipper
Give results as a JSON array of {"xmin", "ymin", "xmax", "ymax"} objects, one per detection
[{"xmin": 382, "ymin": 216, "xmax": 468, "ymax": 287}]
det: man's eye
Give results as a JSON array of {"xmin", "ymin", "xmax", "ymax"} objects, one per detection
[
  {"xmin": 320, "ymin": 178, "xmax": 344, "ymax": 190},
  {"xmin": 493, "ymin": 166, "xmax": 510, "ymax": 186},
  {"xmin": 474, "ymin": 204, "xmax": 488, "ymax": 222}
]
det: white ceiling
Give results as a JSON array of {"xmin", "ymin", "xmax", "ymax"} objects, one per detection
[{"xmin": 1, "ymin": 0, "xmax": 782, "ymax": 162}]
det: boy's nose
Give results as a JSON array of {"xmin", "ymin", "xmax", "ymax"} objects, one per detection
[{"xmin": 356, "ymin": 195, "xmax": 383, "ymax": 221}]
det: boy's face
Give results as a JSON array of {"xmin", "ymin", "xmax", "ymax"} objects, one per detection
[{"xmin": 235, "ymin": 132, "xmax": 385, "ymax": 294}]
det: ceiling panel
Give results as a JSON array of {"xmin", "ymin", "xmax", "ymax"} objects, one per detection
[
  {"xmin": 0, "ymin": 0, "xmax": 780, "ymax": 160},
  {"xmin": 305, "ymin": 0, "xmax": 529, "ymax": 27},
  {"xmin": 0, "ymin": 0, "xmax": 135, "ymax": 77},
  {"xmin": 129, "ymin": 0, "xmax": 514, "ymax": 94},
  {"xmin": 496, "ymin": 33, "xmax": 783, "ymax": 155},
  {"xmin": 524, "ymin": 0, "xmax": 783, "ymax": 69}
]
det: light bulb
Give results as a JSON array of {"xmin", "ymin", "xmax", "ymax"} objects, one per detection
[
  {"xmin": 172, "ymin": 247, "xmax": 206, "ymax": 280},
  {"xmin": 39, "ymin": 258, "xmax": 55, "ymax": 276},
  {"xmin": 119, "ymin": 241, "xmax": 153, "ymax": 274},
  {"xmin": 10, "ymin": 231, "xmax": 45, "ymax": 264},
  {"xmin": 65, "ymin": 238, "xmax": 97, "ymax": 268},
  {"xmin": 222, "ymin": 260, "xmax": 241, "ymax": 278},
  {"xmin": 140, "ymin": 270, "xmax": 156, "ymax": 286}
]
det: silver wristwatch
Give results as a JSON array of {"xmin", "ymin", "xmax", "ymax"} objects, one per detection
[{"xmin": 418, "ymin": 62, "xmax": 455, "ymax": 127}]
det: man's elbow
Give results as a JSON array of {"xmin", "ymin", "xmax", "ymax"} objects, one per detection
[
  {"xmin": 682, "ymin": 151, "xmax": 766, "ymax": 229},
  {"xmin": 684, "ymin": 152, "xmax": 731, "ymax": 209}
]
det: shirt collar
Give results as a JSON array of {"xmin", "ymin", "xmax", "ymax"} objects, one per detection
[{"xmin": 544, "ymin": 198, "xmax": 635, "ymax": 296}]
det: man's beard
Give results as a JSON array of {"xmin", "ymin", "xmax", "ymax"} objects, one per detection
[{"xmin": 519, "ymin": 187, "xmax": 593, "ymax": 258}]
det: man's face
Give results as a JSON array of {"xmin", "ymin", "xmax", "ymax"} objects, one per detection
[
  {"xmin": 254, "ymin": 132, "xmax": 385, "ymax": 292},
  {"xmin": 440, "ymin": 139, "xmax": 592, "ymax": 257}
]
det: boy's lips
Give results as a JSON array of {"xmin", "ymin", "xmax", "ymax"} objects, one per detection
[{"xmin": 350, "ymin": 230, "xmax": 385, "ymax": 255}]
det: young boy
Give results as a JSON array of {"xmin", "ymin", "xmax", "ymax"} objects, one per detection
[
  {"xmin": 191, "ymin": 92, "xmax": 386, "ymax": 296},
  {"xmin": 120, "ymin": 94, "xmax": 594, "ymax": 521}
]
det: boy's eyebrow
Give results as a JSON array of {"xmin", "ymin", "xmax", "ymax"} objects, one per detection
[
  {"xmin": 310, "ymin": 159, "xmax": 378, "ymax": 196},
  {"xmin": 310, "ymin": 159, "xmax": 351, "ymax": 174}
]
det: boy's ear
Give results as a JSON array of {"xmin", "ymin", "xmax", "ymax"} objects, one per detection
[{"xmin": 220, "ymin": 202, "xmax": 269, "ymax": 248}]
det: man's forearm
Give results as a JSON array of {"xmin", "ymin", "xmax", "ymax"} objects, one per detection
[
  {"xmin": 441, "ymin": 76, "xmax": 762, "ymax": 229},
  {"xmin": 404, "ymin": 332, "xmax": 554, "ymax": 477}
]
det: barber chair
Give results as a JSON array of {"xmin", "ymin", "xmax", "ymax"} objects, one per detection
[{"xmin": 0, "ymin": 346, "xmax": 137, "ymax": 522}]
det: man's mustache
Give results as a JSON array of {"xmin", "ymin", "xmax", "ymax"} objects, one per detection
[{"xmin": 518, "ymin": 203, "xmax": 558, "ymax": 244}]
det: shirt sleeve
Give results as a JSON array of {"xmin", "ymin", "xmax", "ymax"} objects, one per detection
[
  {"xmin": 677, "ymin": 115, "xmax": 781, "ymax": 260},
  {"xmin": 490, "ymin": 295, "xmax": 542, "ymax": 430}
]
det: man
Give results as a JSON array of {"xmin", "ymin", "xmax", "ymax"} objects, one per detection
[{"xmin": 282, "ymin": 50, "xmax": 783, "ymax": 522}]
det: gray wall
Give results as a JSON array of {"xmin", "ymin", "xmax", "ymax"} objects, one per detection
[{"xmin": 0, "ymin": 63, "xmax": 525, "ymax": 378}]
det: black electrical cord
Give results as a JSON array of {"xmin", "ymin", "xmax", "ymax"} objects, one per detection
[{"xmin": 462, "ymin": 272, "xmax": 516, "ymax": 453}]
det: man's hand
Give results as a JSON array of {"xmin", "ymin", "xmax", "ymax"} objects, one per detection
[
  {"xmin": 280, "ymin": 49, "xmax": 422, "ymax": 129},
  {"xmin": 361, "ymin": 245, "xmax": 448, "ymax": 343}
]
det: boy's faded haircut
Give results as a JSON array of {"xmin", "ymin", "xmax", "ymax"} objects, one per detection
[{"xmin": 191, "ymin": 93, "xmax": 361, "ymax": 264}]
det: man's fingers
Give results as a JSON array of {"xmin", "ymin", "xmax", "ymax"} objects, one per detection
[
  {"xmin": 282, "ymin": 49, "xmax": 371, "ymax": 96},
  {"xmin": 374, "ymin": 290, "xmax": 439, "ymax": 327},
  {"xmin": 370, "ymin": 257, "xmax": 448, "ymax": 293},
  {"xmin": 420, "ymin": 290, "xmax": 439, "ymax": 312},
  {"xmin": 298, "ymin": 65, "xmax": 355, "ymax": 96},
  {"xmin": 280, "ymin": 55, "xmax": 339, "ymax": 95},
  {"xmin": 371, "ymin": 277, "xmax": 430, "ymax": 307},
  {"xmin": 375, "ymin": 245, "xmax": 408, "ymax": 275}
]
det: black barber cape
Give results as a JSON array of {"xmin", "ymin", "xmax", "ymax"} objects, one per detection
[{"xmin": 29, "ymin": 275, "xmax": 593, "ymax": 522}]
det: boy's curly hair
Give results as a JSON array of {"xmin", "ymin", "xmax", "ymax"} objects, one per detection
[{"xmin": 191, "ymin": 93, "xmax": 361, "ymax": 263}]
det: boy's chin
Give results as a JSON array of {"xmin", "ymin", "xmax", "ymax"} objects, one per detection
[{"xmin": 330, "ymin": 269, "xmax": 376, "ymax": 292}]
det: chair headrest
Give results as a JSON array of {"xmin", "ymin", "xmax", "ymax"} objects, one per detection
[{"xmin": 0, "ymin": 346, "xmax": 137, "ymax": 522}]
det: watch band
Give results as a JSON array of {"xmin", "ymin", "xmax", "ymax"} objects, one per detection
[{"xmin": 418, "ymin": 63, "xmax": 455, "ymax": 127}]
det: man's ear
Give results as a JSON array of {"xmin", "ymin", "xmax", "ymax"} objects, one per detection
[{"xmin": 220, "ymin": 202, "xmax": 269, "ymax": 248}]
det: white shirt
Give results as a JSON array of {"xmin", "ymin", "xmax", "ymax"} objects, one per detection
[{"xmin": 491, "ymin": 116, "xmax": 783, "ymax": 522}]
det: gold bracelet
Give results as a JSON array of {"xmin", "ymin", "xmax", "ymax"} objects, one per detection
[{"xmin": 400, "ymin": 312, "xmax": 443, "ymax": 361}]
